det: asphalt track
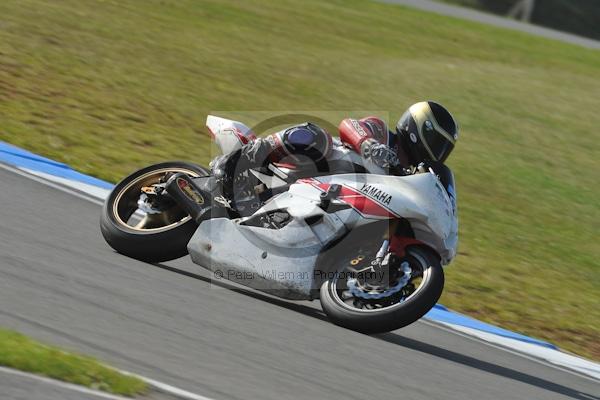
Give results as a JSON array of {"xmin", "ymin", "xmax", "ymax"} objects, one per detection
[
  {"xmin": 0, "ymin": 165, "xmax": 598, "ymax": 400},
  {"xmin": 1, "ymin": 371, "xmax": 114, "ymax": 400},
  {"xmin": 380, "ymin": 0, "xmax": 600, "ymax": 50}
]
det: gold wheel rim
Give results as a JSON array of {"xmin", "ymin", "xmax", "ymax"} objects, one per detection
[{"xmin": 112, "ymin": 168, "xmax": 202, "ymax": 233}]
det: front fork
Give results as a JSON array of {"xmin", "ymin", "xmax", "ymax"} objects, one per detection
[
  {"xmin": 373, "ymin": 218, "xmax": 398, "ymax": 264},
  {"xmin": 385, "ymin": 218, "xmax": 426, "ymax": 257},
  {"xmin": 380, "ymin": 219, "xmax": 398, "ymax": 249},
  {"xmin": 368, "ymin": 219, "xmax": 397, "ymax": 275},
  {"xmin": 351, "ymin": 220, "xmax": 413, "ymax": 291}
]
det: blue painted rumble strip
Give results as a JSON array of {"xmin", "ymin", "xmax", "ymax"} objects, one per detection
[
  {"xmin": 0, "ymin": 140, "xmax": 557, "ymax": 350},
  {"xmin": 0, "ymin": 142, "xmax": 114, "ymax": 190},
  {"xmin": 426, "ymin": 305, "xmax": 557, "ymax": 349}
]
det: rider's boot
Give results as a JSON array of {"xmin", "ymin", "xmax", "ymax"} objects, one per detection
[{"xmin": 209, "ymin": 138, "xmax": 273, "ymax": 203}]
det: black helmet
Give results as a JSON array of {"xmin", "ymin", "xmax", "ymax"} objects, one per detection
[{"xmin": 396, "ymin": 101, "xmax": 458, "ymax": 165}]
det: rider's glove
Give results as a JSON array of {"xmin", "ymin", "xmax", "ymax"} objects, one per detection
[{"xmin": 361, "ymin": 139, "xmax": 400, "ymax": 169}]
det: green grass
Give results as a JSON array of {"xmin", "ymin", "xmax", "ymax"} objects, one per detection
[
  {"xmin": 1, "ymin": 0, "xmax": 599, "ymax": 359},
  {"xmin": 0, "ymin": 328, "xmax": 147, "ymax": 396}
]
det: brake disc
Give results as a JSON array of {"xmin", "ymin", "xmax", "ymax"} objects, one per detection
[{"xmin": 347, "ymin": 261, "xmax": 412, "ymax": 300}]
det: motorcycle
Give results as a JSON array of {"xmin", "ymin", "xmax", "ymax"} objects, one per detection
[{"xmin": 100, "ymin": 115, "xmax": 458, "ymax": 333}]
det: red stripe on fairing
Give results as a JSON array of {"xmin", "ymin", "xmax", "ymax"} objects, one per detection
[
  {"xmin": 207, "ymin": 126, "xmax": 216, "ymax": 139},
  {"xmin": 273, "ymin": 162, "xmax": 297, "ymax": 169},
  {"xmin": 239, "ymin": 133, "xmax": 257, "ymax": 143},
  {"xmin": 299, "ymin": 178, "xmax": 397, "ymax": 218},
  {"xmin": 338, "ymin": 186, "xmax": 397, "ymax": 218},
  {"xmin": 238, "ymin": 134, "xmax": 250, "ymax": 144},
  {"xmin": 234, "ymin": 128, "xmax": 257, "ymax": 144}
]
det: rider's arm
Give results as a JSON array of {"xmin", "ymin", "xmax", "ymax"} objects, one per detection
[
  {"xmin": 339, "ymin": 116, "xmax": 388, "ymax": 154},
  {"xmin": 339, "ymin": 117, "xmax": 401, "ymax": 171}
]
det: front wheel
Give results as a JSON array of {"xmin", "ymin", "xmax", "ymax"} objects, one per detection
[
  {"xmin": 320, "ymin": 246, "xmax": 444, "ymax": 333},
  {"xmin": 100, "ymin": 161, "xmax": 209, "ymax": 262}
]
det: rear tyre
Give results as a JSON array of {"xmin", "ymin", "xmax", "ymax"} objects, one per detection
[
  {"xmin": 320, "ymin": 246, "xmax": 444, "ymax": 333},
  {"xmin": 100, "ymin": 161, "xmax": 209, "ymax": 262}
]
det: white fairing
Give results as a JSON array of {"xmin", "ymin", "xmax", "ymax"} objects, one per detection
[
  {"xmin": 283, "ymin": 173, "xmax": 458, "ymax": 264},
  {"xmin": 206, "ymin": 115, "xmax": 256, "ymax": 155},
  {"xmin": 188, "ymin": 170, "xmax": 457, "ymax": 300}
]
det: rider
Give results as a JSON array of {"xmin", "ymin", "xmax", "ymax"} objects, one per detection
[{"xmin": 211, "ymin": 101, "xmax": 459, "ymax": 199}]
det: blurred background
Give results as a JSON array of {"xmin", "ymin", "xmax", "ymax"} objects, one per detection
[
  {"xmin": 439, "ymin": 0, "xmax": 600, "ymax": 40},
  {"xmin": 1, "ymin": 0, "xmax": 598, "ymax": 361}
]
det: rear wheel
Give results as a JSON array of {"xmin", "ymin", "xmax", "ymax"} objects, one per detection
[
  {"xmin": 100, "ymin": 161, "xmax": 209, "ymax": 262},
  {"xmin": 320, "ymin": 244, "xmax": 444, "ymax": 333}
]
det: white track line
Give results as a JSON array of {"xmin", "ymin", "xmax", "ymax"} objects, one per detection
[
  {"xmin": 0, "ymin": 366, "xmax": 133, "ymax": 400},
  {"xmin": 121, "ymin": 371, "xmax": 216, "ymax": 400},
  {"xmin": 432, "ymin": 321, "xmax": 600, "ymax": 380},
  {"xmin": 20, "ymin": 167, "xmax": 111, "ymax": 200},
  {"xmin": 421, "ymin": 319, "xmax": 600, "ymax": 382}
]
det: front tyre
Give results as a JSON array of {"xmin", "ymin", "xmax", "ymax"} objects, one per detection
[
  {"xmin": 100, "ymin": 161, "xmax": 209, "ymax": 262},
  {"xmin": 320, "ymin": 246, "xmax": 444, "ymax": 333}
]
